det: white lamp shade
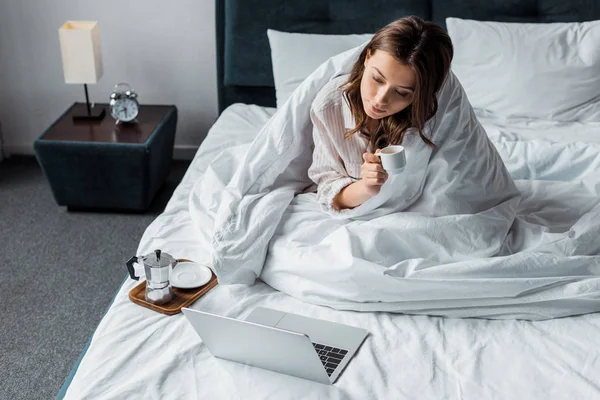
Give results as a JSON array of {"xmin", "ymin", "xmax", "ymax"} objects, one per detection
[{"xmin": 58, "ymin": 21, "xmax": 103, "ymax": 84}]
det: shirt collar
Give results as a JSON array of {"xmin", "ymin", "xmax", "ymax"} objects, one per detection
[
  {"xmin": 341, "ymin": 94, "xmax": 374, "ymax": 151},
  {"xmin": 341, "ymin": 94, "xmax": 356, "ymax": 131}
]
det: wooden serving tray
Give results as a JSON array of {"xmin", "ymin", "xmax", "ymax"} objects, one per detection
[{"xmin": 128, "ymin": 259, "xmax": 218, "ymax": 315}]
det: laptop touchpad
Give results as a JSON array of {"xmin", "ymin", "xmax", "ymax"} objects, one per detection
[
  {"xmin": 244, "ymin": 307, "xmax": 287, "ymax": 327},
  {"xmin": 275, "ymin": 314, "xmax": 363, "ymax": 350}
]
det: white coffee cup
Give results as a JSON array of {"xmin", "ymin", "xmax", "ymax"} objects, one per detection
[{"xmin": 375, "ymin": 145, "xmax": 406, "ymax": 174}]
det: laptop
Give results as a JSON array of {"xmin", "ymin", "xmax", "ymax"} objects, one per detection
[{"xmin": 182, "ymin": 306, "xmax": 368, "ymax": 385}]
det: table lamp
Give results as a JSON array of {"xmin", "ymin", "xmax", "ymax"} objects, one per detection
[{"xmin": 58, "ymin": 21, "xmax": 106, "ymax": 121}]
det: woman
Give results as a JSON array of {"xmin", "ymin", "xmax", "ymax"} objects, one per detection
[{"xmin": 308, "ymin": 16, "xmax": 453, "ymax": 211}]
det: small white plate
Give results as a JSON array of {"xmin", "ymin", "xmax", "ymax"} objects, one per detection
[{"xmin": 171, "ymin": 262, "xmax": 212, "ymax": 289}]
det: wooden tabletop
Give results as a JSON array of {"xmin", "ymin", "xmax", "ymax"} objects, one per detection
[{"xmin": 39, "ymin": 103, "xmax": 176, "ymax": 144}]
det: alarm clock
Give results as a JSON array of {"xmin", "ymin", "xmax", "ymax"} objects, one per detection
[{"xmin": 109, "ymin": 82, "xmax": 139, "ymax": 123}]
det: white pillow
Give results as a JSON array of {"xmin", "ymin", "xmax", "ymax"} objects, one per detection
[
  {"xmin": 446, "ymin": 17, "xmax": 600, "ymax": 122},
  {"xmin": 267, "ymin": 29, "xmax": 372, "ymax": 108}
]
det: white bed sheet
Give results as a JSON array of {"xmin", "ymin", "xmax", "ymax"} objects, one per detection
[{"xmin": 63, "ymin": 104, "xmax": 600, "ymax": 400}]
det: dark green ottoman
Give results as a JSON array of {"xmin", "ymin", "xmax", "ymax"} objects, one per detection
[{"xmin": 34, "ymin": 103, "xmax": 178, "ymax": 211}]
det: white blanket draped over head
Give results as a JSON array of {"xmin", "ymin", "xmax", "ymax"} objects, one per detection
[{"xmin": 190, "ymin": 45, "xmax": 600, "ymax": 320}]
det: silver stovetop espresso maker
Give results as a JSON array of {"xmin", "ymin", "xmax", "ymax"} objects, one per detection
[{"xmin": 126, "ymin": 249, "xmax": 177, "ymax": 305}]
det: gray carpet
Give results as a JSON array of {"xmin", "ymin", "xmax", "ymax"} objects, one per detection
[{"xmin": 0, "ymin": 155, "xmax": 191, "ymax": 400}]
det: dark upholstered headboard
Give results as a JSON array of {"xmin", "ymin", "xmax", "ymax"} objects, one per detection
[{"xmin": 216, "ymin": 0, "xmax": 600, "ymax": 113}]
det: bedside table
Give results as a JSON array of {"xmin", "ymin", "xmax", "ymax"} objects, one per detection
[{"xmin": 34, "ymin": 102, "xmax": 178, "ymax": 211}]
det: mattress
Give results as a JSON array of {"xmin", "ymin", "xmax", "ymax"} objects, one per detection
[{"xmin": 61, "ymin": 104, "xmax": 600, "ymax": 400}]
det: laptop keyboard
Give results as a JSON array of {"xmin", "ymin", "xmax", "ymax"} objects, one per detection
[{"xmin": 312, "ymin": 342, "xmax": 348, "ymax": 377}]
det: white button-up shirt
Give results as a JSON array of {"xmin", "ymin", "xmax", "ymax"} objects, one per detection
[{"xmin": 308, "ymin": 74, "xmax": 373, "ymax": 211}]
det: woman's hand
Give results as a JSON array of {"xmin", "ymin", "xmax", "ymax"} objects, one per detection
[
  {"xmin": 330, "ymin": 149, "xmax": 388, "ymax": 210},
  {"xmin": 359, "ymin": 149, "xmax": 388, "ymax": 196}
]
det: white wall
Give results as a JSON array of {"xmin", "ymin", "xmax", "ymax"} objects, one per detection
[{"xmin": 0, "ymin": 0, "xmax": 218, "ymax": 160}]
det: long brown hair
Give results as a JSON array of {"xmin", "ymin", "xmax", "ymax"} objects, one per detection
[{"xmin": 343, "ymin": 16, "xmax": 453, "ymax": 149}]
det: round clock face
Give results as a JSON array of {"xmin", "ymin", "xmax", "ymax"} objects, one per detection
[{"xmin": 111, "ymin": 98, "xmax": 139, "ymax": 122}]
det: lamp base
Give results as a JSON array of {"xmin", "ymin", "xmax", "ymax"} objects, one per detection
[{"xmin": 72, "ymin": 106, "xmax": 106, "ymax": 122}]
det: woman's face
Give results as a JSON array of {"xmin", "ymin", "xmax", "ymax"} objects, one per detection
[{"xmin": 360, "ymin": 49, "xmax": 416, "ymax": 120}]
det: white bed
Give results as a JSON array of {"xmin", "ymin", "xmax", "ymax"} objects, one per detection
[
  {"xmin": 61, "ymin": 103, "xmax": 600, "ymax": 400},
  {"xmin": 57, "ymin": 0, "xmax": 600, "ymax": 397}
]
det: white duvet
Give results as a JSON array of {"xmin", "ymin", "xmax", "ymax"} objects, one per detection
[
  {"xmin": 190, "ymin": 46, "xmax": 600, "ymax": 320},
  {"xmin": 62, "ymin": 104, "xmax": 600, "ymax": 400}
]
